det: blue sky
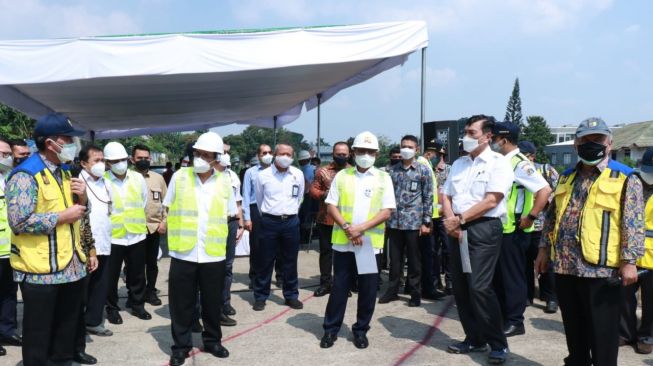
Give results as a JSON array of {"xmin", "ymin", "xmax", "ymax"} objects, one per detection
[{"xmin": 1, "ymin": 0, "xmax": 651, "ymax": 145}]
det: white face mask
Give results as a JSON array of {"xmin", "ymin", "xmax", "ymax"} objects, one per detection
[
  {"xmin": 0, "ymin": 156, "xmax": 13, "ymax": 172},
  {"xmin": 51, "ymin": 140, "xmax": 78, "ymax": 162},
  {"xmin": 193, "ymin": 157, "xmax": 213, "ymax": 174},
  {"xmin": 640, "ymin": 171, "xmax": 653, "ymax": 185},
  {"xmin": 89, "ymin": 162, "xmax": 106, "ymax": 178},
  {"xmin": 462, "ymin": 135, "xmax": 480, "ymax": 153},
  {"xmin": 110, "ymin": 160, "xmax": 128, "ymax": 175},
  {"xmin": 260, "ymin": 153, "xmax": 273, "ymax": 165},
  {"xmin": 355, "ymin": 153, "xmax": 376, "ymax": 169},
  {"xmin": 219, "ymin": 153, "xmax": 231, "ymax": 167},
  {"xmin": 275, "ymin": 155, "xmax": 294, "ymax": 169},
  {"xmin": 400, "ymin": 147, "xmax": 415, "ymax": 160}
]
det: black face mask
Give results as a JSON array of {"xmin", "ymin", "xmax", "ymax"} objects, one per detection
[
  {"xmin": 135, "ymin": 160, "xmax": 150, "ymax": 171},
  {"xmin": 577, "ymin": 141, "xmax": 607, "ymax": 163},
  {"xmin": 13, "ymin": 157, "xmax": 27, "ymax": 167},
  {"xmin": 333, "ymin": 156, "xmax": 348, "ymax": 167},
  {"xmin": 390, "ymin": 158, "xmax": 401, "ymax": 166}
]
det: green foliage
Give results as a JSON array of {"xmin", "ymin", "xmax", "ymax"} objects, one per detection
[
  {"xmin": 522, "ymin": 115, "xmax": 555, "ymax": 164},
  {"xmin": 621, "ymin": 156, "xmax": 637, "ymax": 168},
  {"xmin": 0, "ymin": 103, "xmax": 35, "ymax": 140},
  {"xmin": 223, "ymin": 126, "xmax": 311, "ymax": 165},
  {"xmin": 344, "ymin": 135, "xmax": 398, "ymax": 168},
  {"xmin": 504, "ymin": 78, "xmax": 523, "ymax": 128}
]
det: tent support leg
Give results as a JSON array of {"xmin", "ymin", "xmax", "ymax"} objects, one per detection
[
  {"xmin": 273, "ymin": 116, "xmax": 278, "ymax": 147},
  {"xmin": 316, "ymin": 93, "xmax": 322, "ymax": 161},
  {"xmin": 90, "ymin": 130, "xmax": 96, "ymax": 143},
  {"xmin": 420, "ymin": 47, "xmax": 426, "ymax": 150}
]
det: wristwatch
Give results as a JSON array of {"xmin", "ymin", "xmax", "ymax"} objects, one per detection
[
  {"xmin": 527, "ymin": 213, "xmax": 538, "ymax": 221},
  {"xmin": 341, "ymin": 222, "xmax": 351, "ymax": 230},
  {"xmin": 456, "ymin": 214, "xmax": 466, "ymax": 225}
]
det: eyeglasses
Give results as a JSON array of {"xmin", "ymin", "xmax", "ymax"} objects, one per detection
[{"xmin": 0, "ymin": 151, "xmax": 11, "ymax": 159}]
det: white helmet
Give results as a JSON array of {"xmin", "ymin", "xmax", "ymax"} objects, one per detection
[
  {"xmin": 298, "ymin": 150, "xmax": 311, "ymax": 161},
  {"xmin": 193, "ymin": 131, "xmax": 224, "ymax": 154},
  {"xmin": 352, "ymin": 131, "xmax": 379, "ymax": 150},
  {"xmin": 103, "ymin": 141, "xmax": 128, "ymax": 160}
]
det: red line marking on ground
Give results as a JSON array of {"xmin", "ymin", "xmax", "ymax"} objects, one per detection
[
  {"xmin": 392, "ymin": 297, "xmax": 455, "ymax": 366},
  {"xmin": 161, "ymin": 294, "xmax": 315, "ymax": 366}
]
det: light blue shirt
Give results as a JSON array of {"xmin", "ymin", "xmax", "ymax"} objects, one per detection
[
  {"xmin": 300, "ymin": 163, "xmax": 315, "ymax": 185},
  {"xmin": 242, "ymin": 164, "xmax": 268, "ymax": 220}
]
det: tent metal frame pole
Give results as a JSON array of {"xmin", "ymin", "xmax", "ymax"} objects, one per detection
[
  {"xmin": 273, "ymin": 116, "xmax": 278, "ymax": 147},
  {"xmin": 420, "ymin": 47, "xmax": 426, "ymax": 150},
  {"xmin": 316, "ymin": 93, "xmax": 322, "ymax": 161},
  {"xmin": 90, "ymin": 130, "xmax": 96, "ymax": 143}
]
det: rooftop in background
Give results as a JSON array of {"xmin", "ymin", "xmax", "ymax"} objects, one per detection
[{"xmin": 612, "ymin": 120, "xmax": 653, "ymax": 150}]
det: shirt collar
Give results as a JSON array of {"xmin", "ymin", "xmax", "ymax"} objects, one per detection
[
  {"xmin": 574, "ymin": 157, "xmax": 610, "ymax": 173},
  {"xmin": 354, "ymin": 166, "xmax": 377, "ymax": 177},
  {"xmin": 476, "ymin": 146, "xmax": 494, "ymax": 162},
  {"xmin": 39, "ymin": 153, "xmax": 58, "ymax": 171},
  {"xmin": 505, "ymin": 148, "xmax": 520, "ymax": 159}
]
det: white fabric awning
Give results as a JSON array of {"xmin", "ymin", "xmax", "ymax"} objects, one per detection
[{"xmin": 0, "ymin": 21, "xmax": 428, "ymax": 139}]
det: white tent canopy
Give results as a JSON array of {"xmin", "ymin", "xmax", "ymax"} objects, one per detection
[{"xmin": 0, "ymin": 21, "xmax": 428, "ymax": 139}]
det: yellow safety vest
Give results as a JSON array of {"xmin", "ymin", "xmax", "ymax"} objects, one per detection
[
  {"xmin": 637, "ymin": 190, "xmax": 653, "ymax": 269},
  {"xmin": 167, "ymin": 168, "xmax": 230, "ymax": 257},
  {"xmin": 416, "ymin": 156, "xmax": 440, "ymax": 219},
  {"xmin": 105, "ymin": 170, "xmax": 147, "ymax": 239},
  {"xmin": 0, "ymin": 183, "xmax": 10, "ymax": 257},
  {"xmin": 331, "ymin": 167, "xmax": 387, "ymax": 249},
  {"xmin": 551, "ymin": 160, "xmax": 632, "ymax": 268},
  {"xmin": 9, "ymin": 154, "xmax": 84, "ymax": 274},
  {"xmin": 503, "ymin": 153, "xmax": 535, "ymax": 234}
]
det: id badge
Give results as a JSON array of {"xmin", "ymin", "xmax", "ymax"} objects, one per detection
[
  {"xmin": 292, "ymin": 184, "xmax": 300, "ymax": 198},
  {"xmin": 152, "ymin": 191, "xmax": 161, "ymax": 201},
  {"xmin": 410, "ymin": 181, "xmax": 419, "ymax": 192}
]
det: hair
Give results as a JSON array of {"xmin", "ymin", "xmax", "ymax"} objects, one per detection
[
  {"xmin": 400, "ymin": 135, "xmax": 419, "ymax": 146},
  {"xmin": 466, "ymin": 114, "xmax": 496, "ymax": 134},
  {"xmin": 311, "ymin": 157, "xmax": 321, "ymax": 165},
  {"xmin": 257, "ymin": 144, "xmax": 271, "ymax": 155},
  {"xmin": 332, "ymin": 141, "xmax": 350, "ymax": 153},
  {"xmin": 34, "ymin": 136, "xmax": 49, "ymax": 151},
  {"xmin": 274, "ymin": 143, "xmax": 293, "ymax": 154},
  {"xmin": 389, "ymin": 146, "xmax": 401, "ymax": 156},
  {"xmin": 132, "ymin": 144, "xmax": 150, "ymax": 157},
  {"xmin": 505, "ymin": 134, "xmax": 519, "ymax": 145},
  {"xmin": 0, "ymin": 135, "xmax": 11, "ymax": 148},
  {"xmin": 165, "ymin": 161, "xmax": 173, "ymax": 168},
  {"xmin": 79, "ymin": 144, "xmax": 103, "ymax": 163},
  {"xmin": 10, "ymin": 139, "xmax": 27, "ymax": 147}
]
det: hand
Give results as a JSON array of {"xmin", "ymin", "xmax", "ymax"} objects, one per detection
[
  {"xmin": 534, "ymin": 248, "xmax": 549, "ymax": 275},
  {"xmin": 87, "ymin": 256, "xmax": 99, "ymax": 272},
  {"xmin": 443, "ymin": 216, "xmax": 461, "ymax": 236},
  {"xmin": 352, "ymin": 236, "xmax": 363, "ymax": 246},
  {"xmin": 620, "ymin": 263, "xmax": 638, "ymax": 286},
  {"xmin": 70, "ymin": 178, "xmax": 87, "ymax": 205},
  {"xmin": 244, "ymin": 220, "xmax": 252, "ymax": 231},
  {"xmin": 346, "ymin": 224, "xmax": 363, "ymax": 240},
  {"xmin": 419, "ymin": 224, "xmax": 431, "ymax": 236},
  {"xmin": 58, "ymin": 204, "xmax": 86, "ymax": 224},
  {"xmin": 519, "ymin": 216, "xmax": 534, "ymax": 230},
  {"xmin": 157, "ymin": 221, "xmax": 167, "ymax": 234},
  {"xmin": 236, "ymin": 226, "xmax": 244, "ymax": 241}
]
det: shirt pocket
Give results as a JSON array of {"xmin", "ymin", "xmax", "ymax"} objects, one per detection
[
  {"xmin": 593, "ymin": 179, "xmax": 622, "ymax": 211},
  {"xmin": 470, "ymin": 173, "xmax": 490, "ymax": 198}
]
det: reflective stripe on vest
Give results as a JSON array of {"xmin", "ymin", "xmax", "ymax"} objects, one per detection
[
  {"xmin": 167, "ymin": 168, "xmax": 230, "ymax": 257},
  {"xmin": 551, "ymin": 160, "xmax": 631, "ymax": 268},
  {"xmin": 416, "ymin": 156, "xmax": 439, "ymax": 219},
  {"xmin": 0, "ymin": 185, "xmax": 10, "ymax": 257},
  {"xmin": 331, "ymin": 167, "xmax": 387, "ymax": 249},
  {"xmin": 637, "ymin": 193, "xmax": 653, "ymax": 269},
  {"xmin": 105, "ymin": 170, "xmax": 147, "ymax": 239},
  {"xmin": 9, "ymin": 154, "xmax": 84, "ymax": 274},
  {"xmin": 503, "ymin": 153, "xmax": 535, "ymax": 234}
]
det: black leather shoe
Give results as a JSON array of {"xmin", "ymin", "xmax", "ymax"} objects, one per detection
[
  {"xmin": 205, "ymin": 344, "xmax": 229, "ymax": 358},
  {"xmin": 348, "ymin": 291, "xmax": 352, "ymax": 298},
  {"xmin": 74, "ymin": 351, "xmax": 98, "ymax": 365},
  {"xmin": 145, "ymin": 292, "xmax": 162, "ymax": 306},
  {"xmin": 353, "ymin": 333, "xmax": 369, "ymax": 349},
  {"xmin": 169, "ymin": 352, "xmax": 187, "ymax": 366},
  {"xmin": 106, "ymin": 310, "xmax": 123, "ymax": 325},
  {"xmin": 191, "ymin": 320, "xmax": 203, "ymax": 333},
  {"xmin": 314, "ymin": 286, "xmax": 331, "ymax": 297},
  {"xmin": 408, "ymin": 297, "xmax": 421, "ymax": 307},
  {"xmin": 131, "ymin": 308, "xmax": 152, "ymax": 320},
  {"xmin": 503, "ymin": 324, "xmax": 525, "ymax": 337},
  {"xmin": 544, "ymin": 300, "xmax": 558, "ymax": 314},
  {"xmin": 422, "ymin": 290, "xmax": 446, "ymax": 301},
  {"xmin": 378, "ymin": 293, "xmax": 399, "ymax": 304},
  {"xmin": 285, "ymin": 298, "xmax": 304, "ymax": 309},
  {"xmin": 0, "ymin": 334, "xmax": 22, "ymax": 346},
  {"xmin": 253, "ymin": 300, "xmax": 266, "ymax": 311},
  {"xmin": 447, "ymin": 341, "xmax": 488, "ymax": 354},
  {"xmin": 0, "ymin": 345, "xmax": 6, "ymax": 356},
  {"xmin": 220, "ymin": 313, "xmax": 237, "ymax": 327},
  {"xmin": 124, "ymin": 299, "xmax": 132, "ymax": 309},
  {"xmin": 223, "ymin": 304, "xmax": 236, "ymax": 316},
  {"xmin": 320, "ymin": 333, "xmax": 337, "ymax": 349}
]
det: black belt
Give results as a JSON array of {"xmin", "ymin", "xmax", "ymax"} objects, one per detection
[
  {"xmin": 228, "ymin": 216, "xmax": 239, "ymax": 223},
  {"xmin": 262, "ymin": 213, "xmax": 297, "ymax": 221},
  {"xmin": 460, "ymin": 216, "xmax": 500, "ymax": 230},
  {"xmin": 646, "ymin": 230, "xmax": 653, "ymax": 238}
]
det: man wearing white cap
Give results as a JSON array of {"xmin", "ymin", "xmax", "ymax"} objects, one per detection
[{"xmin": 164, "ymin": 132, "xmax": 235, "ymax": 365}]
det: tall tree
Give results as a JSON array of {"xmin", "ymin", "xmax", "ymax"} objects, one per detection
[
  {"xmin": 223, "ymin": 126, "xmax": 311, "ymax": 165},
  {"xmin": 522, "ymin": 115, "xmax": 555, "ymax": 163},
  {"xmin": 0, "ymin": 103, "xmax": 35, "ymax": 140},
  {"xmin": 504, "ymin": 78, "xmax": 523, "ymax": 128}
]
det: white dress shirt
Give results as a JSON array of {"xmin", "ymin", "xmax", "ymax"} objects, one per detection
[
  {"xmin": 443, "ymin": 147, "xmax": 514, "ymax": 219},
  {"xmin": 80, "ymin": 170, "xmax": 112, "ymax": 256},
  {"xmin": 255, "ymin": 164, "xmax": 304, "ymax": 216},
  {"xmin": 163, "ymin": 169, "xmax": 237, "ymax": 263},
  {"xmin": 325, "ymin": 167, "xmax": 396, "ymax": 254},
  {"xmin": 506, "ymin": 149, "xmax": 548, "ymax": 214},
  {"xmin": 226, "ymin": 168, "xmax": 243, "ymax": 216},
  {"xmin": 106, "ymin": 170, "xmax": 148, "ymax": 246}
]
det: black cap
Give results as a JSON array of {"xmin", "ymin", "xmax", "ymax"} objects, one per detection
[
  {"xmin": 518, "ymin": 141, "xmax": 536, "ymax": 155},
  {"xmin": 641, "ymin": 147, "xmax": 653, "ymax": 173},
  {"xmin": 34, "ymin": 113, "xmax": 85, "ymax": 138},
  {"xmin": 492, "ymin": 121, "xmax": 520, "ymax": 140}
]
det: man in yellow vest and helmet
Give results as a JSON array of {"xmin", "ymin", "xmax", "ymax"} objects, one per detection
[
  {"xmin": 163, "ymin": 131, "xmax": 235, "ymax": 366},
  {"xmin": 490, "ymin": 122, "xmax": 552, "ymax": 338},
  {"xmin": 619, "ymin": 146, "xmax": 653, "ymax": 355},
  {"xmin": 320, "ymin": 131, "xmax": 395, "ymax": 350},
  {"xmin": 535, "ymin": 117, "xmax": 645, "ymax": 366},
  {"xmin": 6, "ymin": 113, "xmax": 88, "ymax": 366},
  {"xmin": 103, "ymin": 141, "xmax": 151, "ymax": 324}
]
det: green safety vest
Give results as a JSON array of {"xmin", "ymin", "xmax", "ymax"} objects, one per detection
[
  {"xmin": 0, "ymin": 184, "xmax": 10, "ymax": 257},
  {"xmin": 167, "ymin": 168, "xmax": 231, "ymax": 257},
  {"xmin": 331, "ymin": 167, "xmax": 387, "ymax": 249},
  {"xmin": 105, "ymin": 170, "xmax": 148, "ymax": 239},
  {"xmin": 503, "ymin": 153, "xmax": 535, "ymax": 234},
  {"xmin": 416, "ymin": 156, "xmax": 440, "ymax": 219}
]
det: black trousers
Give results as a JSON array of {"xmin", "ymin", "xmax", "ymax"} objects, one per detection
[
  {"xmin": 433, "ymin": 217, "xmax": 451, "ymax": 287},
  {"xmin": 21, "ymin": 279, "xmax": 85, "ymax": 366},
  {"xmin": 223, "ymin": 220, "xmax": 239, "ymax": 305},
  {"xmin": 169, "ymin": 258, "xmax": 225, "ymax": 355},
  {"xmin": 526, "ymin": 230, "xmax": 557, "ymax": 302},
  {"xmin": 420, "ymin": 226, "xmax": 436, "ymax": 295},
  {"xmin": 494, "ymin": 228, "xmax": 531, "ymax": 327},
  {"xmin": 144, "ymin": 232, "xmax": 160, "ymax": 294},
  {"xmin": 386, "ymin": 229, "xmax": 421, "ymax": 297},
  {"xmin": 323, "ymin": 251, "xmax": 378, "ymax": 336},
  {"xmin": 248, "ymin": 205, "xmax": 283, "ymax": 283},
  {"xmin": 84, "ymin": 255, "xmax": 110, "ymax": 327},
  {"xmin": 0, "ymin": 257, "xmax": 18, "ymax": 338},
  {"xmin": 106, "ymin": 241, "xmax": 147, "ymax": 312},
  {"xmin": 318, "ymin": 224, "xmax": 334, "ymax": 287},
  {"xmin": 556, "ymin": 274, "xmax": 621, "ymax": 366},
  {"xmin": 76, "ymin": 275, "xmax": 91, "ymax": 353},
  {"xmin": 620, "ymin": 270, "xmax": 653, "ymax": 343},
  {"xmin": 449, "ymin": 217, "xmax": 507, "ymax": 350}
]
